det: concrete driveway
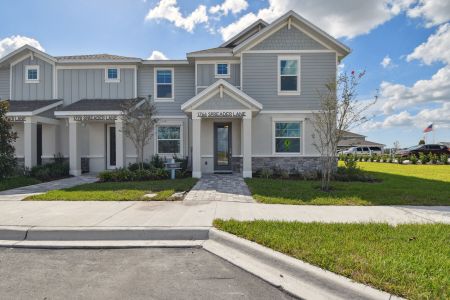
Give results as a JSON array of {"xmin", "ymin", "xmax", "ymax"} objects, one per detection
[{"xmin": 0, "ymin": 247, "xmax": 293, "ymax": 300}]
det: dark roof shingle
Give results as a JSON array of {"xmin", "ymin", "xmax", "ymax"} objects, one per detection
[
  {"xmin": 6, "ymin": 100, "xmax": 61, "ymax": 112},
  {"xmin": 58, "ymin": 99, "xmax": 140, "ymax": 112}
]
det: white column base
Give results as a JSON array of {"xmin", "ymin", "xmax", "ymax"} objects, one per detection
[
  {"xmin": 192, "ymin": 171, "xmax": 202, "ymax": 179},
  {"xmin": 242, "ymin": 171, "xmax": 252, "ymax": 178},
  {"xmin": 70, "ymin": 169, "xmax": 82, "ymax": 176}
]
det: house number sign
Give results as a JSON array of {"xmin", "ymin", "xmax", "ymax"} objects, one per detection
[
  {"xmin": 196, "ymin": 111, "xmax": 246, "ymax": 118},
  {"xmin": 73, "ymin": 115, "xmax": 117, "ymax": 121}
]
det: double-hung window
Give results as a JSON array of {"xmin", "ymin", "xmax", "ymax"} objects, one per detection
[
  {"xmin": 105, "ymin": 68, "xmax": 120, "ymax": 82},
  {"xmin": 274, "ymin": 121, "xmax": 301, "ymax": 154},
  {"xmin": 157, "ymin": 126, "xmax": 181, "ymax": 155},
  {"xmin": 278, "ymin": 56, "xmax": 300, "ymax": 95},
  {"xmin": 155, "ymin": 68, "xmax": 174, "ymax": 100},
  {"xmin": 215, "ymin": 63, "xmax": 230, "ymax": 78},
  {"xmin": 25, "ymin": 65, "xmax": 39, "ymax": 83}
]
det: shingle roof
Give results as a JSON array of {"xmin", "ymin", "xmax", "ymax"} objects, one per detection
[
  {"xmin": 340, "ymin": 130, "xmax": 366, "ymax": 138},
  {"xmin": 6, "ymin": 100, "xmax": 62, "ymax": 112},
  {"xmin": 56, "ymin": 54, "xmax": 141, "ymax": 62},
  {"xmin": 58, "ymin": 99, "xmax": 141, "ymax": 111},
  {"xmin": 187, "ymin": 47, "xmax": 233, "ymax": 56},
  {"xmin": 338, "ymin": 138, "xmax": 385, "ymax": 147}
]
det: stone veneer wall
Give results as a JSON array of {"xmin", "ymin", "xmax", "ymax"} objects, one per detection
[
  {"xmin": 252, "ymin": 156, "xmax": 322, "ymax": 173},
  {"xmin": 232, "ymin": 157, "xmax": 243, "ymax": 173}
]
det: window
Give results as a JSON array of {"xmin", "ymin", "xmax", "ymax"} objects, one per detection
[
  {"xmin": 25, "ymin": 65, "xmax": 39, "ymax": 83},
  {"xmin": 155, "ymin": 68, "xmax": 174, "ymax": 100},
  {"xmin": 278, "ymin": 56, "xmax": 300, "ymax": 95},
  {"xmin": 157, "ymin": 126, "xmax": 181, "ymax": 154},
  {"xmin": 274, "ymin": 122, "xmax": 301, "ymax": 153},
  {"xmin": 105, "ymin": 68, "xmax": 120, "ymax": 82},
  {"xmin": 215, "ymin": 63, "xmax": 230, "ymax": 78}
]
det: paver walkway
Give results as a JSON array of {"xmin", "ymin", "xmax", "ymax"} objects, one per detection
[
  {"xmin": 184, "ymin": 174, "xmax": 254, "ymax": 203},
  {"xmin": 0, "ymin": 176, "xmax": 98, "ymax": 201}
]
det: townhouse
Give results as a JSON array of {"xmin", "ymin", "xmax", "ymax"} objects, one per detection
[{"xmin": 0, "ymin": 11, "xmax": 350, "ymax": 178}]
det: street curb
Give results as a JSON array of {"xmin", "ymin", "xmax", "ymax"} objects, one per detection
[
  {"xmin": 0, "ymin": 226, "xmax": 209, "ymax": 241},
  {"xmin": 205, "ymin": 228, "xmax": 404, "ymax": 300}
]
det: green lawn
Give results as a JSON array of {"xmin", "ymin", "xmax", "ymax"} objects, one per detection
[
  {"xmin": 214, "ymin": 220, "xmax": 450, "ymax": 299},
  {"xmin": 246, "ymin": 162, "xmax": 450, "ymax": 205},
  {"xmin": 0, "ymin": 176, "xmax": 41, "ymax": 192},
  {"xmin": 26, "ymin": 178, "xmax": 198, "ymax": 201}
]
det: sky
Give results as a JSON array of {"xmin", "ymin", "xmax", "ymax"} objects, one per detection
[{"xmin": 1, "ymin": 0, "xmax": 449, "ymax": 148}]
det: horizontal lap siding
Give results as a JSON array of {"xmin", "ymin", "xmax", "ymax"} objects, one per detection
[
  {"xmin": 197, "ymin": 64, "xmax": 240, "ymax": 87},
  {"xmin": 0, "ymin": 68, "xmax": 9, "ymax": 100},
  {"xmin": 57, "ymin": 68, "xmax": 135, "ymax": 105},
  {"xmin": 12, "ymin": 57, "xmax": 53, "ymax": 100},
  {"xmin": 242, "ymin": 52, "xmax": 336, "ymax": 110},
  {"xmin": 138, "ymin": 65, "xmax": 194, "ymax": 115}
]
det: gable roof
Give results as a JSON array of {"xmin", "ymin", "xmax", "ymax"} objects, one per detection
[
  {"xmin": 181, "ymin": 79, "xmax": 262, "ymax": 112},
  {"xmin": 233, "ymin": 10, "xmax": 351, "ymax": 56},
  {"xmin": 5, "ymin": 100, "xmax": 62, "ymax": 116},
  {"xmin": 187, "ymin": 47, "xmax": 233, "ymax": 58},
  {"xmin": 220, "ymin": 19, "xmax": 268, "ymax": 48},
  {"xmin": 0, "ymin": 45, "xmax": 57, "ymax": 67}
]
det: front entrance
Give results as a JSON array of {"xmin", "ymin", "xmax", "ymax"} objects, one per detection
[{"xmin": 214, "ymin": 123, "xmax": 232, "ymax": 172}]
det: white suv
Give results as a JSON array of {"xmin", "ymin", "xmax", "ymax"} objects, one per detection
[{"xmin": 342, "ymin": 146, "xmax": 382, "ymax": 155}]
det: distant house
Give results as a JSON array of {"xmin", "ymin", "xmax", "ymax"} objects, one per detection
[{"xmin": 338, "ymin": 131, "xmax": 385, "ymax": 150}]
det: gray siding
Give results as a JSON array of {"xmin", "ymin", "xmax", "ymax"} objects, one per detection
[
  {"xmin": 242, "ymin": 52, "xmax": 336, "ymax": 110},
  {"xmin": 0, "ymin": 68, "xmax": 9, "ymax": 100},
  {"xmin": 137, "ymin": 65, "xmax": 195, "ymax": 115},
  {"xmin": 11, "ymin": 57, "xmax": 53, "ymax": 100},
  {"xmin": 197, "ymin": 63, "xmax": 240, "ymax": 87},
  {"xmin": 196, "ymin": 92, "xmax": 248, "ymax": 110},
  {"xmin": 251, "ymin": 26, "xmax": 326, "ymax": 50},
  {"xmin": 57, "ymin": 68, "xmax": 135, "ymax": 105}
]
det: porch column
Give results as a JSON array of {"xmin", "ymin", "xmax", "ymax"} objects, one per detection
[
  {"xmin": 69, "ymin": 118, "xmax": 82, "ymax": 176},
  {"xmin": 24, "ymin": 117, "xmax": 37, "ymax": 169},
  {"xmin": 115, "ymin": 118, "xmax": 125, "ymax": 169},
  {"xmin": 192, "ymin": 117, "xmax": 201, "ymax": 178},
  {"xmin": 242, "ymin": 116, "xmax": 252, "ymax": 178}
]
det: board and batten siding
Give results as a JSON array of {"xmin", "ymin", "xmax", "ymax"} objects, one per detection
[
  {"xmin": 11, "ymin": 56, "xmax": 53, "ymax": 100},
  {"xmin": 242, "ymin": 52, "xmax": 336, "ymax": 111},
  {"xmin": 0, "ymin": 68, "xmax": 9, "ymax": 100},
  {"xmin": 57, "ymin": 68, "xmax": 135, "ymax": 105},
  {"xmin": 196, "ymin": 63, "xmax": 240, "ymax": 88},
  {"xmin": 137, "ymin": 65, "xmax": 195, "ymax": 115}
]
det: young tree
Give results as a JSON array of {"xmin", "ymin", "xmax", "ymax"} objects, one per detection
[
  {"xmin": 120, "ymin": 97, "xmax": 157, "ymax": 170},
  {"xmin": 0, "ymin": 100, "xmax": 18, "ymax": 178},
  {"xmin": 311, "ymin": 70, "xmax": 377, "ymax": 191}
]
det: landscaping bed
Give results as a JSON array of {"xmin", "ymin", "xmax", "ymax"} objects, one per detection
[
  {"xmin": 0, "ymin": 176, "xmax": 41, "ymax": 192},
  {"xmin": 214, "ymin": 220, "xmax": 450, "ymax": 299},
  {"xmin": 26, "ymin": 178, "xmax": 198, "ymax": 201},
  {"xmin": 246, "ymin": 162, "xmax": 450, "ymax": 205}
]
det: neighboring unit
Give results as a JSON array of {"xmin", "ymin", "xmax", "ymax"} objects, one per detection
[{"xmin": 0, "ymin": 11, "xmax": 351, "ymax": 178}]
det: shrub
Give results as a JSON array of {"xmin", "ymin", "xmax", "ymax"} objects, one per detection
[
  {"xmin": 397, "ymin": 156, "xmax": 404, "ymax": 164},
  {"xmin": 173, "ymin": 155, "xmax": 188, "ymax": 172},
  {"xmin": 334, "ymin": 167, "xmax": 377, "ymax": 182},
  {"xmin": 388, "ymin": 156, "xmax": 393, "ymax": 163},
  {"xmin": 410, "ymin": 154, "xmax": 418, "ymax": 164},
  {"xmin": 150, "ymin": 154, "xmax": 165, "ymax": 169},
  {"xmin": 343, "ymin": 154, "xmax": 358, "ymax": 170},
  {"xmin": 419, "ymin": 152, "xmax": 428, "ymax": 164},
  {"xmin": 429, "ymin": 153, "xmax": 438, "ymax": 164},
  {"xmin": 280, "ymin": 170, "xmax": 290, "ymax": 179},
  {"xmin": 98, "ymin": 168, "xmax": 169, "ymax": 182},
  {"xmin": 128, "ymin": 162, "xmax": 153, "ymax": 171},
  {"xmin": 440, "ymin": 154, "xmax": 448, "ymax": 165},
  {"xmin": 30, "ymin": 161, "xmax": 69, "ymax": 181},
  {"xmin": 258, "ymin": 168, "xmax": 273, "ymax": 179}
]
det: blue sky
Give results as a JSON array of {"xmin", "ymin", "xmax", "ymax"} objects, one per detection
[{"xmin": 1, "ymin": 0, "xmax": 449, "ymax": 147}]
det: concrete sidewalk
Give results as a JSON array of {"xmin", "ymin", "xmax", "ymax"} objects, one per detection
[
  {"xmin": 0, "ymin": 176, "xmax": 97, "ymax": 201},
  {"xmin": 0, "ymin": 201, "xmax": 448, "ymax": 228}
]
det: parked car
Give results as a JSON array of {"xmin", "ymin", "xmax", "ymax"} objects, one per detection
[
  {"xmin": 396, "ymin": 144, "xmax": 450, "ymax": 157},
  {"xmin": 341, "ymin": 146, "xmax": 382, "ymax": 155}
]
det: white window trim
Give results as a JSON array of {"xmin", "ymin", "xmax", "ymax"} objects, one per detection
[
  {"xmin": 277, "ymin": 55, "xmax": 301, "ymax": 96},
  {"xmin": 105, "ymin": 67, "xmax": 120, "ymax": 83},
  {"xmin": 272, "ymin": 119, "xmax": 303, "ymax": 155},
  {"xmin": 154, "ymin": 123, "xmax": 183, "ymax": 156},
  {"xmin": 25, "ymin": 65, "xmax": 40, "ymax": 83},
  {"xmin": 215, "ymin": 62, "xmax": 230, "ymax": 78},
  {"xmin": 154, "ymin": 67, "xmax": 175, "ymax": 102}
]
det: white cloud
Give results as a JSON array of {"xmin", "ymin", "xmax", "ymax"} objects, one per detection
[
  {"xmin": 0, "ymin": 35, "xmax": 45, "ymax": 58},
  {"xmin": 407, "ymin": 23, "xmax": 450, "ymax": 65},
  {"xmin": 218, "ymin": 0, "xmax": 413, "ymax": 41},
  {"xmin": 381, "ymin": 55, "xmax": 393, "ymax": 68},
  {"xmin": 210, "ymin": 0, "xmax": 248, "ymax": 16},
  {"xmin": 147, "ymin": 50, "xmax": 168, "ymax": 60},
  {"xmin": 145, "ymin": 0, "xmax": 208, "ymax": 33},
  {"xmin": 407, "ymin": 0, "xmax": 450, "ymax": 27}
]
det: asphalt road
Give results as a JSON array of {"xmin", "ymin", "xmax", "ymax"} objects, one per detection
[{"xmin": 0, "ymin": 247, "xmax": 294, "ymax": 300}]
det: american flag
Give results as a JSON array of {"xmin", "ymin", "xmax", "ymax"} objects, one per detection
[{"xmin": 423, "ymin": 124, "xmax": 433, "ymax": 133}]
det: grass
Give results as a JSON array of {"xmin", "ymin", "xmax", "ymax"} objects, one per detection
[
  {"xmin": 0, "ymin": 176, "xmax": 41, "ymax": 191},
  {"xmin": 214, "ymin": 220, "xmax": 450, "ymax": 299},
  {"xmin": 246, "ymin": 162, "xmax": 450, "ymax": 205},
  {"xmin": 26, "ymin": 178, "xmax": 198, "ymax": 201}
]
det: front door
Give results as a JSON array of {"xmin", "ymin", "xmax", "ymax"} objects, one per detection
[{"xmin": 214, "ymin": 123, "xmax": 232, "ymax": 172}]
